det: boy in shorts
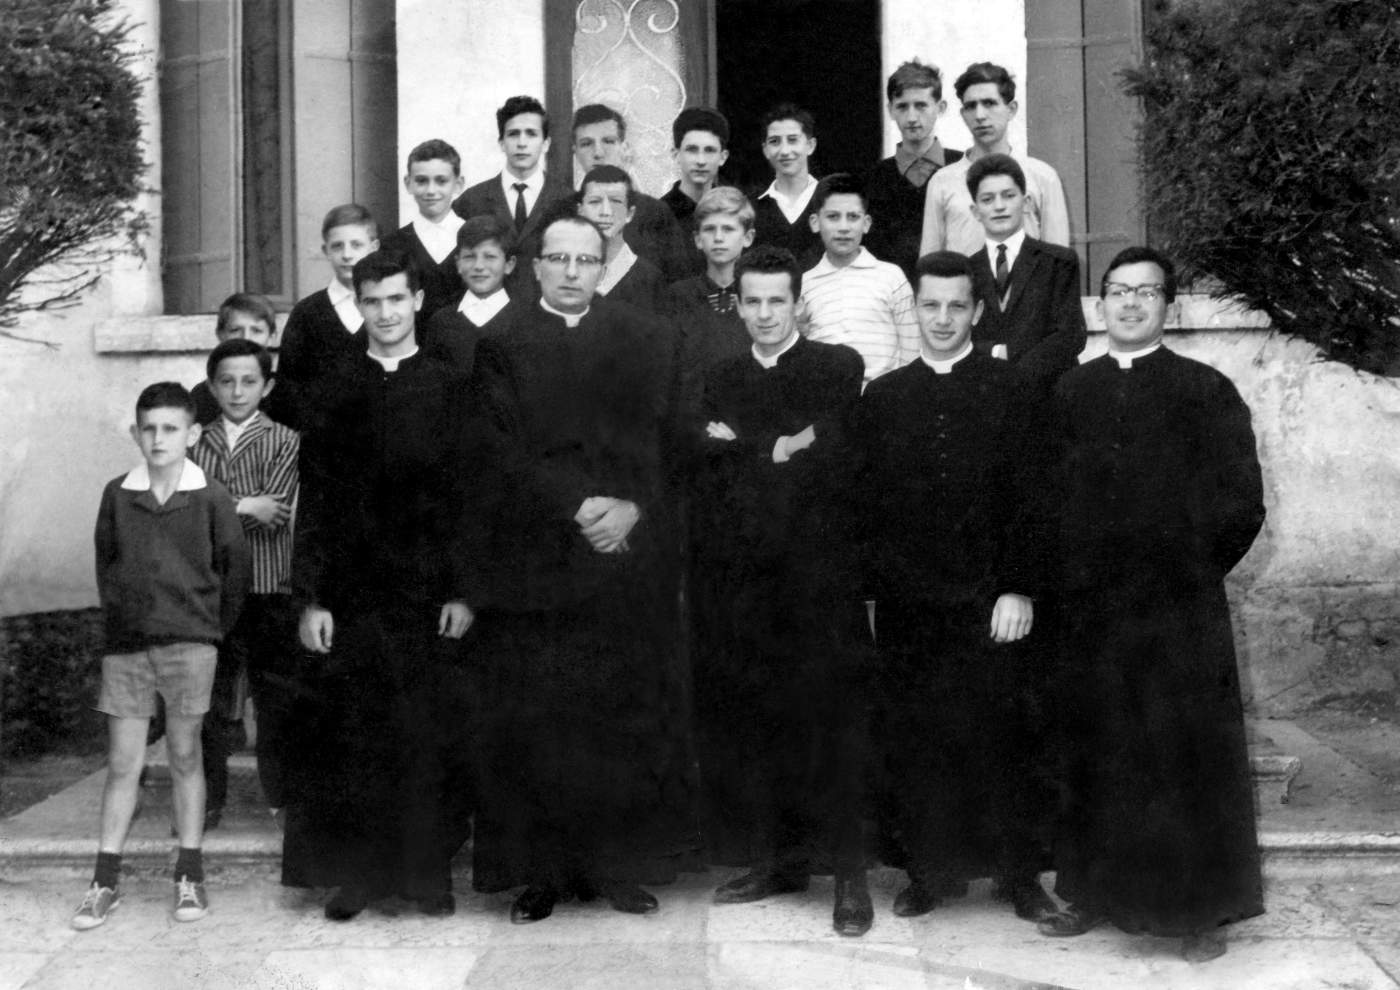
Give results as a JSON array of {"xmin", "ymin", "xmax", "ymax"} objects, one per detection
[{"xmin": 75, "ymin": 382, "xmax": 250, "ymax": 930}]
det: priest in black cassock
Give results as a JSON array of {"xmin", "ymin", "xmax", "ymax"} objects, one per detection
[
  {"xmin": 286, "ymin": 249, "xmax": 476, "ymax": 921},
  {"xmin": 1038, "ymin": 246, "xmax": 1265, "ymax": 963},
  {"xmin": 692, "ymin": 244, "xmax": 874, "ymax": 937},
  {"xmin": 854, "ymin": 250, "xmax": 1058, "ymax": 924},
  {"xmin": 465, "ymin": 215, "xmax": 700, "ymax": 923}
]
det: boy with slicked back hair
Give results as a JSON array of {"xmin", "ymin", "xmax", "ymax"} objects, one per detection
[
  {"xmin": 380, "ymin": 139, "xmax": 467, "ymax": 321},
  {"xmin": 751, "ymin": 103, "xmax": 824, "ymax": 268},
  {"xmin": 864, "ymin": 59, "xmax": 963, "ymax": 282},
  {"xmin": 276, "ymin": 203, "xmax": 380, "ymax": 430},
  {"xmin": 663, "ymin": 106, "xmax": 731, "ymax": 230}
]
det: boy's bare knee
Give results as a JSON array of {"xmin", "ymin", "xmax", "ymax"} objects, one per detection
[{"xmin": 164, "ymin": 717, "xmax": 205, "ymax": 774}]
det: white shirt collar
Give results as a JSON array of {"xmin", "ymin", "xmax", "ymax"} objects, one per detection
[
  {"xmin": 596, "ymin": 242, "xmax": 637, "ymax": 296},
  {"xmin": 222, "ymin": 411, "xmax": 259, "ymax": 450},
  {"xmin": 121, "ymin": 460, "xmax": 207, "ymax": 492},
  {"xmin": 327, "ymin": 279, "xmax": 361, "ymax": 334},
  {"xmin": 752, "ymin": 330, "xmax": 800, "ymax": 369},
  {"xmin": 367, "ymin": 346, "xmax": 418, "ymax": 372},
  {"xmin": 760, "ymin": 174, "xmax": 819, "ymax": 224},
  {"xmin": 412, "ymin": 212, "xmax": 465, "ymax": 265},
  {"xmin": 539, "ymin": 298, "xmax": 590, "ymax": 328},
  {"xmin": 986, "ymin": 227, "xmax": 1027, "ymax": 272},
  {"xmin": 810, "ymin": 246, "xmax": 877, "ymax": 276},
  {"xmin": 1110, "ymin": 340, "xmax": 1163, "ymax": 368},
  {"xmin": 459, "ymin": 287, "xmax": 510, "ymax": 325},
  {"xmin": 501, "ymin": 168, "xmax": 544, "ymax": 199},
  {"xmin": 919, "ymin": 340, "xmax": 974, "ymax": 373}
]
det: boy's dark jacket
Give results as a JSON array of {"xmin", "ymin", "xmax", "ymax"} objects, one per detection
[{"xmin": 94, "ymin": 461, "xmax": 251, "ymax": 651}]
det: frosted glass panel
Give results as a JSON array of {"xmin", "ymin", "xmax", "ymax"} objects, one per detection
[{"xmin": 572, "ymin": 0, "xmax": 687, "ymax": 196}]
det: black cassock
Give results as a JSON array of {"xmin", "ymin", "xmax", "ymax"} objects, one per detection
[
  {"xmin": 465, "ymin": 299, "xmax": 701, "ymax": 892},
  {"xmin": 283, "ymin": 351, "xmax": 476, "ymax": 902},
  {"xmin": 692, "ymin": 335, "xmax": 870, "ymax": 873},
  {"xmin": 1051, "ymin": 346, "xmax": 1265, "ymax": 936},
  {"xmin": 854, "ymin": 352, "xmax": 1056, "ymax": 887}
]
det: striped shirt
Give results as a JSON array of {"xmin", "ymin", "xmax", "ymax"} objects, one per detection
[
  {"xmin": 800, "ymin": 247, "xmax": 919, "ymax": 386},
  {"xmin": 190, "ymin": 412, "xmax": 299, "ymax": 595}
]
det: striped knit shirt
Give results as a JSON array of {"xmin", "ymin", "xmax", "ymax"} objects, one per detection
[
  {"xmin": 190, "ymin": 412, "xmax": 299, "ymax": 595},
  {"xmin": 800, "ymin": 247, "xmax": 919, "ymax": 386}
]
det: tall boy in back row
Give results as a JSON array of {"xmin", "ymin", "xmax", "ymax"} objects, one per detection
[
  {"xmin": 381, "ymin": 139, "xmax": 467, "ymax": 321},
  {"xmin": 751, "ymin": 104, "xmax": 823, "ymax": 267}
]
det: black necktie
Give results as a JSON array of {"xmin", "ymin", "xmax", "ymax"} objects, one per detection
[
  {"xmin": 512, "ymin": 182, "xmax": 528, "ymax": 231},
  {"xmin": 995, "ymin": 243, "xmax": 1009, "ymax": 298}
]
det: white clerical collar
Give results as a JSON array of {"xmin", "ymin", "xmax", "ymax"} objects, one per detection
[
  {"xmin": 367, "ymin": 346, "xmax": 418, "ymax": 372},
  {"xmin": 459, "ymin": 287, "xmax": 510, "ymax": 325},
  {"xmin": 760, "ymin": 174, "xmax": 819, "ymax": 224},
  {"xmin": 752, "ymin": 330, "xmax": 800, "ymax": 369},
  {"xmin": 986, "ymin": 227, "xmax": 1027, "ymax": 272},
  {"xmin": 121, "ymin": 460, "xmax": 207, "ymax": 492},
  {"xmin": 596, "ymin": 242, "xmax": 637, "ymax": 296},
  {"xmin": 222, "ymin": 411, "xmax": 260, "ymax": 450},
  {"xmin": 412, "ymin": 212, "xmax": 465, "ymax": 264},
  {"xmin": 1110, "ymin": 340, "xmax": 1163, "ymax": 368},
  {"xmin": 919, "ymin": 340, "xmax": 974, "ymax": 373},
  {"xmin": 328, "ymin": 279, "xmax": 361, "ymax": 333},
  {"xmin": 539, "ymin": 298, "xmax": 590, "ymax": 328}
]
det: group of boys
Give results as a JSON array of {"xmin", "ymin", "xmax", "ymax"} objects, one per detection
[{"xmin": 76, "ymin": 57, "xmax": 1265, "ymax": 966}]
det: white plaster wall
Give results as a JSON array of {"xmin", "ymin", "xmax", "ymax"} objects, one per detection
[
  {"xmin": 0, "ymin": 0, "xmax": 175, "ymax": 617},
  {"xmin": 395, "ymin": 0, "xmax": 547, "ymax": 226},
  {"xmin": 881, "ymin": 0, "xmax": 1028, "ymax": 157}
]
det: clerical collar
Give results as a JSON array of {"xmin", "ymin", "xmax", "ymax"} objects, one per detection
[
  {"xmin": 1110, "ymin": 341, "xmax": 1163, "ymax": 368},
  {"xmin": 919, "ymin": 341, "xmax": 973, "ymax": 374},
  {"xmin": 752, "ymin": 330, "xmax": 799, "ymax": 369},
  {"xmin": 367, "ymin": 346, "xmax": 418, "ymax": 372},
  {"xmin": 539, "ymin": 298, "xmax": 590, "ymax": 328}
]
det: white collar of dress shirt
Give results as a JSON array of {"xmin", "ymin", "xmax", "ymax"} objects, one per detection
[
  {"xmin": 752, "ymin": 329, "xmax": 800, "ymax": 369},
  {"xmin": 459, "ymin": 287, "xmax": 510, "ymax": 323},
  {"xmin": 367, "ymin": 346, "xmax": 418, "ymax": 372},
  {"xmin": 986, "ymin": 227, "xmax": 1027, "ymax": 271},
  {"xmin": 1110, "ymin": 340, "xmax": 1163, "ymax": 368},
  {"xmin": 810, "ymin": 246, "xmax": 877, "ymax": 277},
  {"xmin": 919, "ymin": 340, "xmax": 974, "ymax": 373},
  {"xmin": 327, "ymin": 278, "xmax": 361, "ymax": 333},
  {"xmin": 597, "ymin": 242, "xmax": 637, "ymax": 295},
  {"xmin": 121, "ymin": 459, "xmax": 207, "ymax": 492},
  {"xmin": 222, "ymin": 411, "xmax": 260, "ymax": 448},
  {"xmin": 539, "ymin": 298, "xmax": 590, "ymax": 328},
  {"xmin": 501, "ymin": 168, "xmax": 544, "ymax": 198},
  {"xmin": 759, "ymin": 174, "xmax": 819, "ymax": 223},
  {"xmin": 327, "ymin": 278, "xmax": 355, "ymax": 306}
]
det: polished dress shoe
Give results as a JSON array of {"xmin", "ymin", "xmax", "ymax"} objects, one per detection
[
  {"xmin": 832, "ymin": 872, "xmax": 873, "ymax": 937},
  {"xmin": 599, "ymin": 882, "xmax": 659, "ymax": 915},
  {"xmin": 1036, "ymin": 903, "xmax": 1103, "ymax": 937},
  {"xmin": 1180, "ymin": 931, "xmax": 1227, "ymax": 962},
  {"xmin": 713, "ymin": 869, "xmax": 810, "ymax": 904},
  {"xmin": 324, "ymin": 884, "xmax": 370, "ymax": 921},
  {"xmin": 995, "ymin": 876, "xmax": 1058, "ymax": 922},
  {"xmin": 510, "ymin": 885, "xmax": 558, "ymax": 924},
  {"xmin": 892, "ymin": 879, "xmax": 942, "ymax": 918}
]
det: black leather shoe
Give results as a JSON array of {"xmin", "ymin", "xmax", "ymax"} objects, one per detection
[
  {"xmin": 324, "ymin": 884, "xmax": 369, "ymax": 921},
  {"xmin": 832, "ymin": 872, "xmax": 873, "ymax": 937},
  {"xmin": 995, "ymin": 876, "xmax": 1057, "ymax": 922},
  {"xmin": 713, "ymin": 870, "xmax": 810, "ymax": 904},
  {"xmin": 892, "ymin": 879, "xmax": 942, "ymax": 918},
  {"xmin": 510, "ymin": 885, "xmax": 558, "ymax": 924},
  {"xmin": 1037, "ymin": 903, "xmax": 1103, "ymax": 937},
  {"xmin": 600, "ymin": 882, "xmax": 658, "ymax": 915},
  {"xmin": 415, "ymin": 892, "xmax": 455, "ymax": 917}
]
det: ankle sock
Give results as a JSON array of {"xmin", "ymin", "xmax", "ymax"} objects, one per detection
[
  {"xmin": 174, "ymin": 846, "xmax": 203, "ymax": 883},
  {"xmin": 93, "ymin": 851, "xmax": 121, "ymax": 890}
]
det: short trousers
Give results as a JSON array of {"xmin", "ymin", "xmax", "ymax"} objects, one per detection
[{"xmin": 97, "ymin": 642, "xmax": 219, "ymax": 719}]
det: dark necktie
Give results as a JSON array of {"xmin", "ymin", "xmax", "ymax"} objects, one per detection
[
  {"xmin": 512, "ymin": 182, "xmax": 528, "ymax": 232},
  {"xmin": 995, "ymin": 243, "xmax": 1009, "ymax": 298}
]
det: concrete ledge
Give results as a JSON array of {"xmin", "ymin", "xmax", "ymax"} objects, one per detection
[{"xmin": 94, "ymin": 314, "xmax": 290, "ymax": 353}]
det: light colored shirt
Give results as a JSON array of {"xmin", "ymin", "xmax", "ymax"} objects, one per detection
[
  {"xmin": 919, "ymin": 148, "xmax": 1071, "ymax": 257},
  {"xmin": 596, "ymin": 242, "xmax": 638, "ymax": 297},
  {"xmin": 412, "ymin": 212, "xmax": 465, "ymax": 265},
  {"xmin": 221, "ymin": 411, "xmax": 258, "ymax": 452},
  {"xmin": 919, "ymin": 340, "xmax": 974, "ymax": 373},
  {"xmin": 459, "ymin": 287, "xmax": 510, "ymax": 326},
  {"xmin": 752, "ymin": 329, "xmax": 800, "ymax": 369},
  {"xmin": 800, "ymin": 247, "xmax": 918, "ymax": 385},
  {"xmin": 367, "ymin": 346, "xmax": 419, "ymax": 372},
  {"xmin": 987, "ymin": 227, "xmax": 1027, "ymax": 274},
  {"xmin": 327, "ymin": 279, "xmax": 361, "ymax": 334},
  {"xmin": 1110, "ymin": 341, "xmax": 1163, "ymax": 368},
  {"xmin": 758, "ymin": 174, "xmax": 819, "ymax": 225},
  {"xmin": 500, "ymin": 168, "xmax": 545, "ymax": 219}
]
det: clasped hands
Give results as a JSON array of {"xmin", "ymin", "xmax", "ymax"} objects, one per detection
[{"xmin": 575, "ymin": 496, "xmax": 640, "ymax": 554}]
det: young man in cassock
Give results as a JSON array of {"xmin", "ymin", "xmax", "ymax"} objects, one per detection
[
  {"xmin": 854, "ymin": 250, "xmax": 1058, "ymax": 924},
  {"xmin": 465, "ymin": 215, "xmax": 699, "ymax": 923},
  {"xmin": 1038, "ymin": 246, "xmax": 1265, "ymax": 963},
  {"xmin": 288, "ymin": 248, "xmax": 476, "ymax": 921},
  {"xmin": 693, "ymin": 244, "xmax": 874, "ymax": 937}
]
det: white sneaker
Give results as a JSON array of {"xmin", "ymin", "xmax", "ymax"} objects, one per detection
[
  {"xmin": 172, "ymin": 876, "xmax": 208, "ymax": 922},
  {"xmin": 72, "ymin": 883, "xmax": 120, "ymax": 930}
]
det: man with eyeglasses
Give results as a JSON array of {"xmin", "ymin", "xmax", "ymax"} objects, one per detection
[
  {"xmin": 463, "ymin": 215, "xmax": 698, "ymax": 924},
  {"xmin": 1039, "ymin": 246, "xmax": 1266, "ymax": 963}
]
